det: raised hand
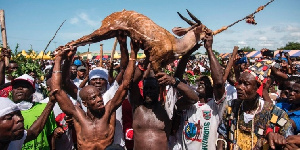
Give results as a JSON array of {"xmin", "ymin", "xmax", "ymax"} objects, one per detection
[
  {"xmin": 0, "ymin": 48, "xmax": 11, "ymax": 61},
  {"xmin": 155, "ymin": 72, "xmax": 176, "ymax": 86},
  {"xmin": 204, "ymin": 29, "xmax": 213, "ymax": 50}
]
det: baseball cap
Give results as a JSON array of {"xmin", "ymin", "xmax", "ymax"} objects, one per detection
[
  {"xmin": 77, "ymin": 66, "xmax": 87, "ymax": 71},
  {"xmin": 74, "ymin": 59, "xmax": 82, "ymax": 66},
  {"xmin": 89, "ymin": 67, "xmax": 108, "ymax": 81},
  {"xmin": 12, "ymin": 74, "xmax": 35, "ymax": 89}
]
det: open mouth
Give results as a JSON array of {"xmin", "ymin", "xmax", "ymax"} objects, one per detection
[{"xmin": 16, "ymin": 93, "xmax": 24, "ymax": 96}]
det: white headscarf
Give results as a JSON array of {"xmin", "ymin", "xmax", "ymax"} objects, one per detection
[{"xmin": 0, "ymin": 97, "xmax": 20, "ymax": 117}]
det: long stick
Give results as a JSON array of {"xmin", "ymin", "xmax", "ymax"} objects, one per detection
[
  {"xmin": 213, "ymin": 0, "xmax": 275, "ymax": 35},
  {"xmin": 110, "ymin": 37, "xmax": 118, "ymax": 63},
  {"xmin": 44, "ymin": 20, "xmax": 66, "ymax": 52},
  {"xmin": 0, "ymin": 10, "xmax": 9, "ymax": 67},
  {"xmin": 223, "ymin": 46, "xmax": 239, "ymax": 82},
  {"xmin": 99, "ymin": 44, "xmax": 103, "ymax": 67}
]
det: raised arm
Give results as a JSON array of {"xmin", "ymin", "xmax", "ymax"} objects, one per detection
[
  {"xmin": 25, "ymin": 90, "xmax": 56, "ymax": 142},
  {"xmin": 59, "ymin": 46, "xmax": 79, "ymax": 99},
  {"xmin": 156, "ymin": 72, "xmax": 199, "ymax": 104},
  {"xmin": 51, "ymin": 47, "xmax": 78, "ymax": 116},
  {"xmin": 174, "ymin": 43, "xmax": 201, "ymax": 80},
  {"xmin": 129, "ymin": 51, "xmax": 150, "ymax": 108},
  {"xmin": 0, "ymin": 54, "xmax": 5, "ymax": 86},
  {"xmin": 0, "ymin": 48, "xmax": 10, "ymax": 86},
  {"xmin": 114, "ymin": 31, "xmax": 129, "ymax": 85},
  {"xmin": 204, "ymin": 30, "xmax": 225, "ymax": 101},
  {"xmin": 106, "ymin": 39, "xmax": 138, "ymax": 114}
]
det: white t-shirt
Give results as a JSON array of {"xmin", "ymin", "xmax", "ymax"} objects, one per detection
[
  {"xmin": 225, "ymin": 83, "xmax": 237, "ymax": 101},
  {"xmin": 73, "ymin": 78, "xmax": 84, "ymax": 88},
  {"xmin": 8, "ymin": 130, "xmax": 27, "ymax": 150},
  {"xmin": 182, "ymin": 97, "xmax": 226, "ymax": 150},
  {"xmin": 5, "ymin": 75, "xmax": 10, "ymax": 83}
]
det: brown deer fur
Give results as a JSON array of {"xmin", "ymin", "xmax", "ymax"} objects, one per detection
[{"xmin": 68, "ymin": 10, "xmax": 208, "ymax": 72}]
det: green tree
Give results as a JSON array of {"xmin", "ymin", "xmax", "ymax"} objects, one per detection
[
  {"xmin": 278, "ymin": 42, "xmax": 300, "ymax": 50},
  {"xmin": 240, "ymin": 46, "xmax": 256, "ymax": 52}
]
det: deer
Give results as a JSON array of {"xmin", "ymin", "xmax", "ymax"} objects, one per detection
[{"xmin": 67, "ymin": 9, "xmax": 210, "ymax": 72}]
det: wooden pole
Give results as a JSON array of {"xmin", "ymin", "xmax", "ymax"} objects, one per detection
[
  {"xmin": 0, "ymin": 10, "xmax": 9, "ymax": 67},
  {"xmin": 110, "ymin": 37, "xmax": 118, "ymax": 63},
  {"xmin": 99, "ymin": 44, "xmax": 103, "ymax": 67},
  {"xmin": 223, "ymin": 46, "xmax": 239, "ymax": 82}
]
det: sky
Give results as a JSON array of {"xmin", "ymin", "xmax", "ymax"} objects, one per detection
[{"xmin": 1, "ymin": 0, "xmax": 300, "ymax": 55}]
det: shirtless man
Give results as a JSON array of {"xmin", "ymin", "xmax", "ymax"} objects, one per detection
[
  {"xmin": 50, "ymin": 40, "xmax": 138, "ymax": 150},
  {"xmin": 129, "ymin": 50, "xmax": 199, "ymax": 149}
]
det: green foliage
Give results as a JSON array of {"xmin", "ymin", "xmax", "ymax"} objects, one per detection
[
  {"xmin": 240, "ymin": 46, "xmax": 255, "ymax": 52},
  {"xmin": 10, "ymin": 45, "xmax": 44, "ymax": 79},
  {"xmin": 183, "ymin": 73, "xmax": 200, "ymax": 85},
  {"xmin": 164, "ymin": 68, "xmax": 174, "ymax": 76},
  {"xmin": 278, "ymin": 42, "xmax": 300, "ymax": 50}
]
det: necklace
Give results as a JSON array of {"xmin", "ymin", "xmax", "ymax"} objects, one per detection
[{"xmin": 236, "ymin": 99, "xmax": 261, "ymax": 149}]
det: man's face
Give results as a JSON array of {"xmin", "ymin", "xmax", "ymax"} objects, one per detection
[
  {"xmin": 143, "ymin": 78, "xmax": 159, "ymax": 104},
  {"xmin": 280, "ymin": 81, "xmax": 295, "ymax": 98},
  {"xmin": 89, "ymin": 78, "xmax": 107, "ymax": 94},
  {"xmin": 28, "ymin": 72, "xmax": 36, "ymax": 80},
  {"xmin": 236, "ymin": 72, "xmax": 259, "ymax": 101},
  {"xmin": 196, "ymin": 80, "xmax": 206, "ymax": 98},
  {"xmin": 12, "ymin": 80, "xmax": 34, "ymax": 103},
  {"xmin": 77, "ymin": 69, "xmax": 86, "ymax": 79},
  {"xmin": 289, "ymin": 83, "xmax": 300, "ymax": 104},
  {"xmin": 7, "ymin": 63, "xmax": 18, "ymax": 74},
  {"xmin": 83, "ymin": 87, "xmax": 105, "ymax": 113},
  {"xmin": 0, "ymin": 111, "xmax": 24, "ymax": 142},
  {"xmin": 70, "ymin": 66, "xmax": 77, "ymax": 76},
  {"xmin": 240, "ymin": 63, "xmax": 247, "ymax": 72}
]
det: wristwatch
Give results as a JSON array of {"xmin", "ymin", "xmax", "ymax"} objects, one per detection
[{"xmin": 173, "ymin": 77, "xmax": 181, "ymax": 88}]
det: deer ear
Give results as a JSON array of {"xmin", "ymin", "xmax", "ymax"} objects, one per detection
[{"xmin": 172, "ymin": 27, "xmax": 188, "ymax": 36}]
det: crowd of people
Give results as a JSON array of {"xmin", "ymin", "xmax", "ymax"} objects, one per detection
[{"xmin": 1, "ymin": 30, "xmax": 300, "ymax": 150}]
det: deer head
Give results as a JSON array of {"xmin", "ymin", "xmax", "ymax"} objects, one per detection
[{"xmin": 172, "ymin": 9, "xmax": 208, "ymax": 42}]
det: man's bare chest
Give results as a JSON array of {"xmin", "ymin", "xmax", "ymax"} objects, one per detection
[{"xmin": 133, "ymin": 105, "xmax": 171, "ymax": 130}]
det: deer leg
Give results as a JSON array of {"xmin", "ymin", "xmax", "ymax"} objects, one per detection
[{"xmin": 69, "ymin": 27, "xmax": 120, "ymax": 47}]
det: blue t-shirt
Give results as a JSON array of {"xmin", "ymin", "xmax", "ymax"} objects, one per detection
[
  {"xmin": 288, "ymin": 110, "xmax": 300, "ymax": 134},
  {"xmin": 276, "ymin": 102, "xmax": 291, "ymax": 112}
]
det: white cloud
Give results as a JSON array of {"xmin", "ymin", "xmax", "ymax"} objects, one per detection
[
  {"xmin": 290, "ymin": 32, "xmax": 300, "ymax": 37},
  {"xmin": 259, "ymin": 36, "xmax": 267, "ymax": 41},
  {"xmin": 78, "ymin": 12, "xmax": 99, "ymax": 27},
  {"xmin": 238, "ymin": 41, "xmax": 247, "ymax": 45},
  {"xmin": 70, "ymin": 17, "xmax": 79, "ymax": 24},
  {"xmin": 69, "ymin": 12, "xmax": 100, "ymax": 27},
  {"xmin": 286, "ymin": 25, "xmax": 300, "ymax": 32},
  {"xmin": 258, "ymin": 43, "xmax": 274, "ymax": 47}
]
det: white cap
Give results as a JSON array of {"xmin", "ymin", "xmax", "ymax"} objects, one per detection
[
  {"xmin": 0, "ymin": 97, "xmax": 20, "ymax": 117},
  {"xmin": 12, "ymin": 74, "xmax": 35, "ymax": 89},
  {"xmin": 89, "ymin": 67, "xmax": 108, "ymax": 81}
]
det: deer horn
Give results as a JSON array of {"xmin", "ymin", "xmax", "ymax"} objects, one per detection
[
  {"xmin": 177, "ymin": 12, "xmax": 196, "ymax": 26},
  {"xmin": 186, "ymin": 9, "xmax": 201, "ymax": 25}
]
